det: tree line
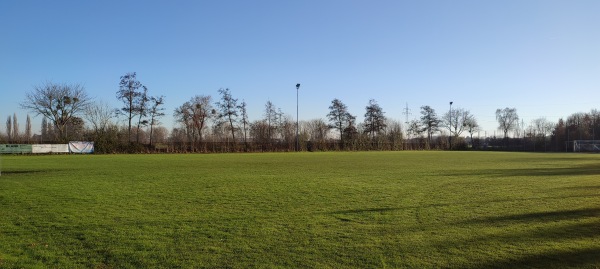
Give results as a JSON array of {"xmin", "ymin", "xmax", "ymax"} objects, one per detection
[{"xmin": 1, "ymin": 73, "xmax": 598, "ymax": 153}]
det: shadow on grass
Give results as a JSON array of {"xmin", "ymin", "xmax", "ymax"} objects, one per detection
[
  {"xmin": 1, "ymin": 170, "xmax": 54, "ymax": 175},
  {"xmin": 328, "ymin": 206, "xmax": 600, "ymax": 268},
  {"xmin": 329, "ymin": 194, "xmax": 600, "ymax": 218},
  {"xmin": 330, "ymin": 207, "xmax": 406, "ymax": 215},
  {"xmin": 451, "ymin": 163, "xmax": 600, "ymax": 178},
  {"xmin": 463, "ymin": 207, "xmax": 600, "ymax": 225},
  {"xmin": 558, "ymin": 185, "xmax": 600, "ymax": 190},
  {"xmin": 482, "ymin": 193, "xmax": 600, "ymax": 206},
  {"xmin": 448, "ymin": 208, "xmax": 600, "ymax": 268},
  {"xmin": 463, "ymin": 247, "xmax": 600, "ymax": 269}
]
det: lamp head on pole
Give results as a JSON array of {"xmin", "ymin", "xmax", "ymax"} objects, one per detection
[
  {"xmin": 296, "ymin": 83, "xmax": 301, "ymax": 90},
  {"xmin": 450, "ymin": 101, "xmax": 453, "ymax": 106}
]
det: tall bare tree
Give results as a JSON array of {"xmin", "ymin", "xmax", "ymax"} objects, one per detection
[
  {"xmin": 237, "ymin": 100, "xmax": 249, "ymax": 144},
  {"xmin": 148, "ymin": 95, "xmax": 165, "ymax": 146},
  {"xmin": 264, "ymin": 101, "xmax": 277, "ymax": 141},
  {"xmin": 116, "ymin": 72, "xmax": 143, "ymax": 142},
  {"xmin": 216, "ymin": 88, "xmax": 239, "ymax": 141},
  {"xmin": 21, "ymin": 82, "xmax": 91, "ymax": 142},
  {"xmin": 496, "ymin": 107, "xmax": 519, "ymax": 140},
  {"xmin": 464, "ymin": 115, "xmax": 480, "ymax": 147},
  {"xmin": 134, "ymin": 86, "xmax": 149, "ymax": 143}
]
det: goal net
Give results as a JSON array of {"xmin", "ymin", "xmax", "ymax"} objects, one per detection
[{"xmin": 573, "ymin": 140, "xmax": 600, "ymax": 152}]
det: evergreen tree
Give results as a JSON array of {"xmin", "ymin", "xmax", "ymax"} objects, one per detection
[{"xmin": 364, "ymin": 99, "xmax": 387, "ymax": 140}]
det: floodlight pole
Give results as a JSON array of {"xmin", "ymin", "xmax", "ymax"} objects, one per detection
[
  {"xmin": 449, "ymin": 101, "xmax": 453, "ymax": 150},
  {"xmin": 296, "ymin": 83, "xmax": 300, "ymax": 152}
]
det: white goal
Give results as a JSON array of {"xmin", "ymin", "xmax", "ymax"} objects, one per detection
[{"xmin": 573, "ymin": 140, "xmax": 600, "ymax": 152}]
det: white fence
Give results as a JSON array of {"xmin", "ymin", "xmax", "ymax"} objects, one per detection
[
  {"xmin": 32, "ymin": 144, "xmax": 70, "ymax": 153},
  {"xmin": 0, "ymin": 142, "xmax": 94, "ymax": 154}
]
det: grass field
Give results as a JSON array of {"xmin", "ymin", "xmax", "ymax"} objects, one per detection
[{"xmin": 0, "ymin": 151, "xmax": 599, "ymax": 268}]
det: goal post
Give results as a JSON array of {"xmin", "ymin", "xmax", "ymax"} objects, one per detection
[{"xmin": 573, "ymin": 140, "xmax": 600, "ymax": 153}]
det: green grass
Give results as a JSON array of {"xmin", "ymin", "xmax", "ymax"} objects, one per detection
[{"xmin": 0, "ymin": 151, "xmax": 599, "ymax": 268}]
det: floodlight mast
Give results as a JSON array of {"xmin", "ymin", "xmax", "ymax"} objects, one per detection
[
  {"xmin": 449, "ymin": 101, "xmax": 453, "ymax": 150},
  {"xmin": 296, "ymin": 83, "xmax": 300, "ymax": 152}
]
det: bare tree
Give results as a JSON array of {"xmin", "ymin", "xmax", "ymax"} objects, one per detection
[
  {"xmin": 264, "ymin": 101, "xmax": 278, "ymax": 141},
  {"xmin": 116, "ymin": 72, "xmax": 143, "ymax": 142},
  {"xmin": 148, "ymin": 95, "xmax": 165, "ymax": 146},
  {"xmin": 237, "ymin": 100, "xmax": 249, "ymax": 145},
  {"xmin": 215, "ymin": 88, "xmax": 239, "ymax": 141},
  {"xmin": 443, "ymin": 108, "xmax": 473, "ymax": 138},
  {"xmin": 21, "ymin": 82, "xmax": 90, "ymax": 142},
  {"xmin": 496, "ymin": 107, "xmax": 519, "ymax": 140},
  {"xmin": 134, "ymin": 86, "xmax": 149, "ymax": 143},
  {"xmin": 210, "ymin": 121, "xmax": 227, "ymax": 143},
  {"xmin": 305, "ymin": 118, "xmax": 329, "ymax": 144},
  {"xmin": 250, "ymin": 120, "xmax": 270, "ymax": 146},
  {"xmin": 464, "ymin": 115, "xmax": 480, "ymax": 147},
  {"xmin": 174, "ymin": 95, "xmax": 213, "ymax": 149},
  {"xmin": 385, "ymin": 119, "xmax": 404, "ymax": 150},
  {"xmin": 532, "ymin": 117, "xmax": 554, "ymax": 151},
  {"xmin": 169, "ymin": 127, "xmax": 187, "ymax": 149},
  {"xmin": 151, "ymin": 126, "xmax": 169, "ymax": 145},
  {"xmin": 532, "ymin": 118, "xmax": 554, "ymax": 139},
  {"xmin": 280, "ymin": 115, "xmax": 296, "ymax": 149},
  {"xmin": 84, "ymin": 101, "xmax": 115, "ymax": 137}
]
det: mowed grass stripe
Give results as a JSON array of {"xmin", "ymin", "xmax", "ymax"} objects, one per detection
[{"xmin": 0, "ymin": 152, "xmax": 599, "ymax": 268}]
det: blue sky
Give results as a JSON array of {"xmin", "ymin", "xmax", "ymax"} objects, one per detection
[{"xmin": 1, "ymin": 0, "xmax": 599, "ymax": 137}]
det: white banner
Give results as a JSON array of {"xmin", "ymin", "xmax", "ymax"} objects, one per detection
[
  {"xmin": 32, "ymin": 144, "xmax": 69, "ymax": 153},
  {"xmin": 69, "ymin": 141, "xmax": 94, "ymax": 154}
]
